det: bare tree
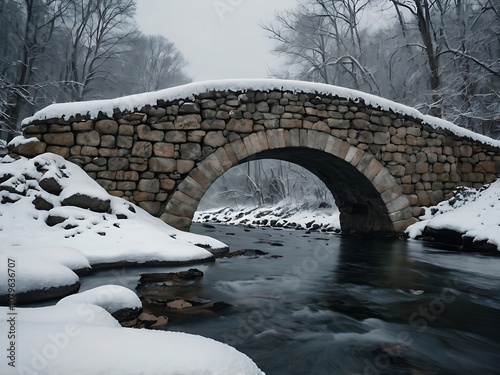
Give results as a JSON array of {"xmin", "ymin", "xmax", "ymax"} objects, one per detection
[
  {"xmin": 59, "ymin": 0, "xmax": 137, "ymax": 101},
  {"xmin": 390, "ymin": 0, "xmax": 500, "ymax": 132},
  {"xmin": 0, "ymin": 0, "xmax": 65, "ymax": 141},
  {"xmin": 261, "ymin": 0, "xmax": 379, "ymax": 93},
  {"xmin": 119, "ymin": 34, "xmax": 191, "ymax": 95}
]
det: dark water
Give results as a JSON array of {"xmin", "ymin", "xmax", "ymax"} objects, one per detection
[{"xmin": 82, "ymin": 223, "xmax": 500, "ymax": 375}]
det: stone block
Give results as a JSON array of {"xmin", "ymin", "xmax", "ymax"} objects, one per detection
[
  {"xmin": 46, "ymin": 146, "xmax": 69, "ymax": 158},
  {"xmin": 227, "ymin": 118, "xmax": 253, "ymax": 133},
  {"xmin": 352, "ymin": 119, "xmax": 369, "ymax": 129},
  {"xmin": 138, "ymin": 179, "xmax": 160, "ymax": 193},
  {"xmin": 119, "ymin": 125, "xmax": 134, "ymax": 136},
  {"xmin": 165, "ymin": 131, "xmax": 186, "ymax": 143},
  {"xmin": 45, "ymin": 132, "xmax": 75, "ymax": 147},
  {"xmin": 153, "ymin": 143, "xmax": 175, "ymax": 158},
  {"xmin": 11, "ymin": 140, "xmax": 46, "ymax": 157},
  {"xmin": 98, "ymin": 148, "xmax": 119, "ymax": 157},
  {"xmin": 117, "ymin": 181, "xmax": 136, "ymax": 190},
  {"xmin": 280, "ymin": 119, "xmax": 302, "ymax": 129},
  {"xmin": 149, "ymin": 157, "xmax": 176, "ymax": 173},
  {"xmin": 187, "ymin": 130, "xmax": 206, "ymax": 143},
  {"xmin": 204, "ymin": 131, "xmax": 227, "ymax": 147},
  {"xmin": 117, "ymin": 135, "xmax": 133, "ymax": 149},
  {"xmin": 116, "ymin": 171, "xmax": 139, "ymax": 181},
  {"xmin": 160, "ymin": 178, "xmax": 176, "ymax": 190},
  {"xmin": 76, "ymin": 131, "xmax": 100, "ymax": 146},
  {"xmin": 24, "ymin": 124, "xmax": 48, "ymax": 134},
  {"xmin": 100, "ymin": 135, "xmax": 116, "ymax": 148},
  {"xmin": 460, "ymin": 145, "xmax": 473, "ymax": 157},
  {"xmin": 137, "ymin": 125, "xmax": 164, "ymax": 141},
  {"xmin": 415, "ymin": 162, "xmax": 429, "ymax": 174},
  {"xmin": 133, "ymin": 191, "xmax": 155, "ymax": 202},
  {"xmin": 138, "ymin": 201, "xmax": 162, "ymax": 216},
  {"xmin": 179, "ymin": 102, "xmax": 200, "ymax": 114},
  {"xmin": 72, "ymin": 121, "xmax": 93, "ymax": 132},
  {"xmin": 152, "ymin": 122, "xmax": 175, "ymax": 130},
  {"xmin": 285, "ymin": 105, "xmax": 305, "ymax": 114},
  {"xmin": 177, "ymin": 176, "xmax": 206, "ymax": 201},
  {"xmin": 132, "ymin": 142, "xmax": 153, "ymax": 158},
  {"xmin": 357, "ymin": 131, "xmax": 373, "ymax": 144},
  {"xmin": 180, "ymin": 143, "xmax": 202, "ymax": 160},
  {"xmin": 177, "ymin": 159, "xmax": 195, "ymax": 174},
  {"xmin": 96, "ymin": 119, "xmax": 118, "ymax": 134},
  {"xmin": 108, "ymin": 157, "xmax": 129, "ymax": 171},
  {"xmin": 174, "ymin": 115, "xmax": 202, "ymax": 130},
  {"xmin": 475, "ymin": 161, "xmax": 496, "ymax": 173}
]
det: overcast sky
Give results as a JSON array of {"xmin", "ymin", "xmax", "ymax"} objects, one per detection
[{"xmin": 134, "ymin": 0, "xmax": 298, "ymax": 82}]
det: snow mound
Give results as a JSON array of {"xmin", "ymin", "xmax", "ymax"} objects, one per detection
[
  {"xmin": 9, "ymin": 247, "xmax": 90, "ymax": 271},
  {"xmin": 0, "ymin": 255, "xmax": 79, "ymax": 295},
  {"xmin": 406, "ymin": 180, "xmax": 500, "ymax": 251},
  {"xmin": 22, "ymin": 79, "xmax": 500, "ymax": 148},
  {"xmin": 0, "ymin": 153, "xmax": 225, "ymax": 267},
  {"xmin": 57, "ymin": 285, "xmax": 141, "ymax": 314},
  {"xmin": 0, "ymin": 304, "xmax": 265, "ymax": 375}
]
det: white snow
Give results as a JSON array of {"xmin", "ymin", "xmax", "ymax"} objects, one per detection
[
  {"xmin": 57, "ymin": 285, "xmax": 141, "ymax": 313},
  {"xmin": 0, "ymin": 153, "xmax": 265, "ymax": 374},
  {"xmin": 0, "ymin": 304, "xmax": 265, "ymax": 375},
  {"xmin": 21, "ymin": 79, "xmax": 500, "ymax": 148},
  {"xmin": 195, "ymin": 203, "xmax": 340, "ymax": 231},
  {"xmin": 7, "ymin": 135, "xmax": 39, "ymax": 147},
  {"xmin": 0, "ymin": 255, "xmax": 79, "ymax": 295},
  {"xmin": 0, "ymin": 153, "xmax": 226, "ymax": 269},
  {"xmin": 406, "ymin": 180, "xmax": 500, "ymax": 251}
]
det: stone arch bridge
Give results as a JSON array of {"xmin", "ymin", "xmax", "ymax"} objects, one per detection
[{"xmin": 11, "ymin": 80, "xmax": 500, "ymax": 236}]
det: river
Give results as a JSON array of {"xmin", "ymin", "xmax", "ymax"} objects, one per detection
[{"xmin": 81, "ymin": 223, "xmax": 500, "ymax": 375}]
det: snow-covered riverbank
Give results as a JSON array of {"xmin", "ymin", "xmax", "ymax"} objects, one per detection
[
  {"xmin": 194, "ymin": 203, "xmax": 341, "ymax": 232},
  {"xmin": 0, "ymin": 153, "xmax": 264, "ymax": 374},
  {"xmin": 196, "ymin": 181, "xmax": 500, "ymax": 254},
  {"xmin": 406, "ymin": 180, "xmax": 500, "ymax": 252}
]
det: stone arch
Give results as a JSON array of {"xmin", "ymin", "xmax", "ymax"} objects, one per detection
[{"xmin": 162, "ymin": 129, "xmax": 413, "ymax": 236}]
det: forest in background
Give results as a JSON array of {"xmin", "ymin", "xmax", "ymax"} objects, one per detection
[
  {"xmin": 0, "ymin": 0, "xmax": 190, "ymax": 143},
  {"xmin": 263, "ymin": 0, "xmax": 500, "ymax": 138},
  {"xmin": 1, "ymin": 0, "xmax": 499, "ymax": 210}
]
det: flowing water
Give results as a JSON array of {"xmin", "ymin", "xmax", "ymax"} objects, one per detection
[{"xmin": 80, "ymin": 223, "xmax": 500, "ymax": 375}]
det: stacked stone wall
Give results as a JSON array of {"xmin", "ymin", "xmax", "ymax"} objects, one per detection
[{"xmin": 11, "ymin": 89, "xmax": 500, "ymax": 232}]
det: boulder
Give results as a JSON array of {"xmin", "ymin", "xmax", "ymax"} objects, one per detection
[
  {"xmin": 139, "ymin": 268, "xmax": 204, "ymax": 283},
  {"xmin": 111, "ymin": 307, "xmax": 141, "ymax": 323},
  {"xmin": 62, "ymin": 193, "xmax": 111, "ymax": 213}
]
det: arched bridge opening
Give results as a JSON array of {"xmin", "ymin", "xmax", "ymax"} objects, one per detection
[
  {"xmin": 239, "ymin": 148, "xmax": 394, "ymax": 235},
  {"xmin": 164, "ymin": 130, "xmax": 412, "ymax": 236}
]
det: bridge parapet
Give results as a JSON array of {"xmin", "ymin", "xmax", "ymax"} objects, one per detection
[{"xmin": 10, "ymin": 80, "xmax": 500, "ymax": 234}]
